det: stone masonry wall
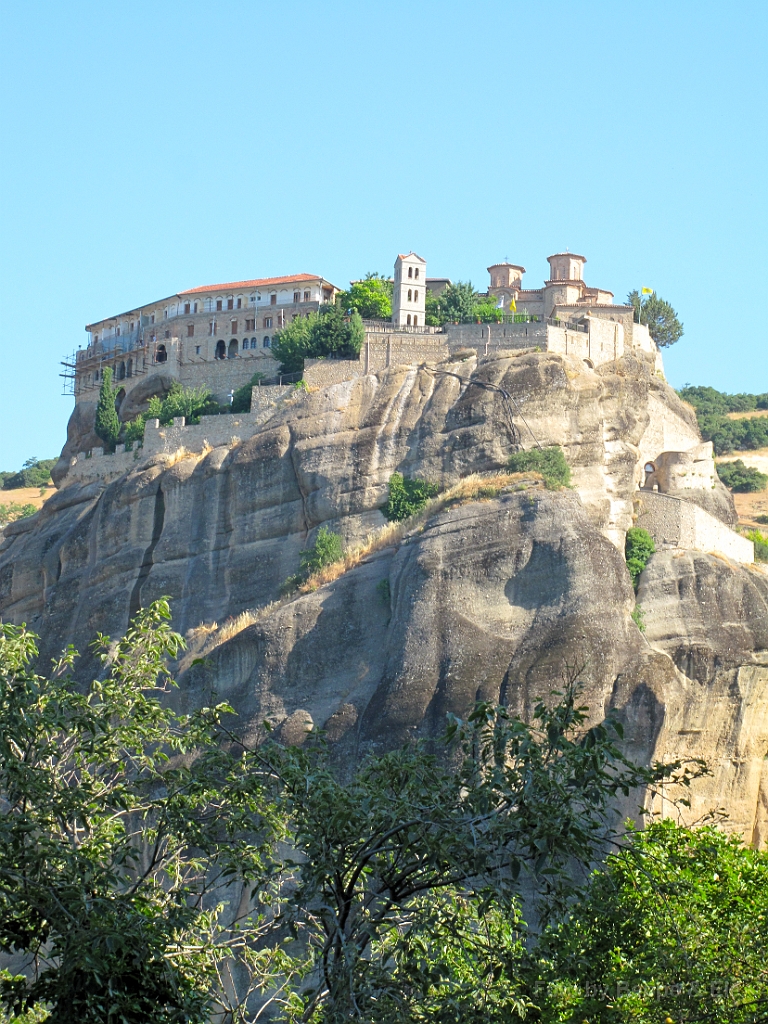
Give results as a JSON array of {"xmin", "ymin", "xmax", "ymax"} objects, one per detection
[{"xmin": 635, "ymin": 490, "xmax": 754, "ymax": 563}]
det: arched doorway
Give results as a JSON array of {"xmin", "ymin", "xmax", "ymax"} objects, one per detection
[
  {"xmin": 228, "ymin": 339, "xmax": 238, "ymax": 358},
  {"xmin": 156, "ymin": 344, "xmax": 167, "ymax": 364},
  {"xmin": 126, "ymin": 358, "xmax": 133, "ymax": 377},
  {"xmin": 215, "ymin": 340, "xmax": 226, "ymax": 359}
]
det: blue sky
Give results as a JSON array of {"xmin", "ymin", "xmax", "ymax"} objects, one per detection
[{"xmin": 1, "ymin": 0, "xmax": 766, "ymax": 471}]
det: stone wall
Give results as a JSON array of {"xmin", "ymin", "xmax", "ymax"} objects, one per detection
[
  {"xmin": 637, "ymin": 391, "xmax": 702, "ymax": 471},
  {"xmin": 442, "ymin": 322, "xmax": 547, "ymax": 349},
  {"xmin": 60, "ymin": 386, "xmax": 297, "ymax": 487},
  {"xmin": 635, "ymin": 490, "xmax": 754, "ymax": 563},
  {"xmin": 304, "ymin": 359, "xmax": 364, "ymax": 388}
]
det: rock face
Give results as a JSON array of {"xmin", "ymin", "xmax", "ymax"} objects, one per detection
[{"xmin": 4, "ymin": 350, "xmax": 765, "ymax": 837}]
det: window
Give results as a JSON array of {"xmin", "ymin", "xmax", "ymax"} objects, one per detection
[
  {"xmin": 304, "ymin": 290, "xmax": 310, "ymax": 301},
  {"xmin": 130, "ymin": 321, "xmax": 134, "ymax": 331},
  {"xmin": 264, "ymin": 316, "xmax": 273, "ymax": 328},
  {"xmin": 227, "ymin": 298, "xmax": 234, "ymax": 310},
  {"xmin": 127, "ymin": 359, "xmax": 133, "ymax": 377},
  {"xmin": 236, "ymin": 297, "xmax": 242, "ymax": 309},
  {"xmin": 231, "ymin": 319, "xmax": 238, "ymax": 334},
  {"xmin": 94, "ymin": 335, "xmax": 99, "ymax": 344},
  {"xmin": 250, "ymin": 338, "xmax": 257, "ymax": 349},
  {"xmin": 408, "ymin": 289, "xmax": 412, "ymax": 301},
  {"xmin": 245, "ymin": 318, "xmax": 255, "ymax": 330},
  {"xmin": 292, "ymin": 313, "xmax": 299, "ymax": 320},
  {"xmin": 184, "ymin": 302, "xmax": 190, "ymax": 314},
  {"xmin": 194, "ymin": 301, "xmax": 198, "ymax": 313},
  {"xmin": 195, "ymin": 345, "xmax": 201, "ymax": 355},
  {"xmin": 414, "ymin": 290, "xmax": 418, "ymax": 301},
  {"xmin": 209, "ymin": 321, "xmax": 217, "ymax": 335},
  {"xmin": 250, "ymin": 295, "xmax": 256, "ymax": 305},
  {"xmin": 294, "ymin": 291, "xmax": 300, "ymax": 303},
  {"xmin": 187, "ymin": 324, "xmax": 194, "ymax": 337},
  {"xmin": 242, "ymin": 339, "xmax": 249, "ymax": 351},
  {"xmin": 164, "ymin": 309, "xmax": 168, "ymax": 319},
  {"xmin": 215, "ymin": 340, "xmax": 226, "ymax": 359},
  {"xmin": 413, "ymin": 315, "xmax": 418, "ymax": 326},
  {"xmin": 414, "ymin": 267, "xmax": 419, "ymax": 279},
  {"xmin": 270, "ymin": 293, "xmax": 277, "ymax": 305},
  {"xmin": 263, "ymin": 336, "xmax": 271, "ymax": 347},
  {"xmin": 228, "ymin": 340, "xmax": 238, "ymax": 358},
  {"xmin": 407, "ymin": 314, "xmax": 412, "ymax": 326},
  {"xmin": 150, "ymin": 314, "xmax": 155, "ymax": 324},
  {"xmin": 156, "ymin": 344, "xmax": 167, "ymax": 363},
  {"xmin": 216, "ymin": 299, "xmax": 223, "ymax": 311},
  {"xmin": 116, "ymin": 326, "xmax": 121, "ymax": 336},
  {"xmin": 408, "ymin": 266, "xmax": 413, "ymax": 278}
]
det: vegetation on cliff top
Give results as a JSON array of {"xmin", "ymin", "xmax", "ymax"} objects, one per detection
[
  {"xmin": 0, "ymin": 603, "xmax": 713, "ymax": 1023},
  {"xmin": 272, "ymin": 303, "xmax": 365, "ymax": 375},
  {"xmin": 508, "ymin": 446, "xmax": 571, "ymax": 489},
  {"xmin": 627, "ymin": 289, "xmax": 684, "ymax": 348}
]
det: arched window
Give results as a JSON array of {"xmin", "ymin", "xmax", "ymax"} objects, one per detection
[
  {"xmin": 407, "ymin": 314, "xmax": 412, "ymax": 326},
  {"xmin": 156, "ymin": 345, "xmax": 167, "ymax": 364},
  {"xmin": 414, "ymin": 267, "xmax": 419, "ymax": 279},
  {"xmin": 414, "ymin": 290, "xmax": 418, "ymax": 301},
  {"xmin": 215, "ymin": 340, "xmax": 226, "ymax": 359},
  {"xmin": 413, "ymin": 315, "xmax": 418, "ymax": 326},
  {"xmin": 228, "ymin": 339, "xmax": 238, "ymax": 358},
  {"xmin": 242, "ymin": 339, "xmax": 249, "ymax": 351},
  {"xmin": 117, "ymin": 361, "xmax": 126, "ymax": 380},
  {"xmin": 127, "ymin": 359, "xmax": 133, "ymax": 377},
  {"xmin": 408, "ymin": 289, "xmax": 412, "ymax": 301},
  {"xmin": 250, "ymin": 338, "xmax": 258, "ymax": 349},
  {"xmin": 408, "ymin": 267, "xmax": 413, "ymax": 278},
  {"xmin": 263, "ymin": 336, "xmax": 271, "ymax": 347}
]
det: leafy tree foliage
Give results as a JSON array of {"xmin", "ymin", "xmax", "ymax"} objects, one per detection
[
  {"xmin": 93, "ymin": 367, "xmax": 120, "ymax": 451},
  {"xmin": 0, "ymin": 601, "xmax": 288, "ymax": 1023},
  {"xmin": 627, "ymin": 290, "xmax": 684, "ymax": 348},
  {"xmin": 472, "ymin": 298, "xmax": 504, "ymax": 323},
  {"xmin": 230, "ymin": 371, "xmax": 267, "ymax": 412},
  {"xmin": 1, "ymin": 459, "xmax": 56, "ymax": 491},
  {"xmin": 0, "ymin": 502, "xmax": 37, "ymax": 527},
  {"xmin": 744, "ymin": 528, "xmax": 768, "ymax": 562},
  {"xmin": 625, "ymin": 526, "xmax": 656, "ymax": 590},
  {"xmin": 383, "ymin": 472, "xmax": 440, "ymax": 521},
  {"xmin": 299, "ymin": 525, "xmax": 343, "ymax": 578},
  {"xmin": 678, "ymin": 386, "xmax": 768, "ymax": 455},
  {"xmin": 526, "ymin": 821, "xmax": 768, "ymax": 1024},
  {"xmin": 508, "ymin": 447, "xmax": 572, "ymax": 489},
  {"xmin": 338, "ymin": 274, "xmax": 393, "ymax": 320},
  {"xmin": 146, "ymin": 381, "xmax": 217, "ymax": 424},
  {"xmin": 717, "ymin": 458, "xmax": 768, "ymax": 492},
  {"xmin": 439, "ymin": 281, "xmax": 478, "ymax": 323},
  {"xmin": 272, "ymin": 305, "xmax": 364, "ymax": 375},
  {"xmin": 267, "ymin": 683, "xmax": 695, "ymax": 1023}
]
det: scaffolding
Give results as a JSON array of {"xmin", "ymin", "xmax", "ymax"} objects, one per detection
[{"xmin": 60, "ymin": 335, "xmax": 175, "ymax": 396}]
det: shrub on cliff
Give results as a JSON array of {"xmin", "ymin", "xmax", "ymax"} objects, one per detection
[
  {"xmin": 716, "ymin": 459, "xmax": 768, "ymax": 492},
  {"xmin": 147, "ymin": 381, "xmax": 216, "ymax": 425},
  {"xmin": 383, "ymin": 472, "xmax": 439, "ymax": 521},
  {"xmin": 94, "ymin": 366, "xmax": 120, "ymax": 451},
  {"xmin": 0, "ymin": 502, "xmax": 36, "ymax": 527},
  {"xmin": 508, "ymin": 446, "xmax": 571, "ymax": 489},
  {"xmin": 625, "ymin": 526, "xmax": 655, "ymax": 590}
]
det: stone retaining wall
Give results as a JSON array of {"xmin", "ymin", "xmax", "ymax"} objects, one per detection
[{"xmin": 635, "ymin": 490, "xmax": 754, "ymax": 563}]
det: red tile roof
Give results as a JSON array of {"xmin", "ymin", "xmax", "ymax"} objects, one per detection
[{"xmin": 179, "ymin": 273, "xmax": 329, "ymax": 296}]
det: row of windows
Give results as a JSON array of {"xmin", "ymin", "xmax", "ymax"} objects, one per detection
[
  {"xmin": 406, "ymin": 289, "xmax": 419, "ymax": 302},
  {"xmin": 212, "ymin": 338, "xmax": 271, "ymax": 359},
  {"xmin": 406, "ymin": 315, "xmax": 419, "ymax": 326},
  {"xmin": 407, "ymin": 266, "xmax": 420, "ymax": 279}
]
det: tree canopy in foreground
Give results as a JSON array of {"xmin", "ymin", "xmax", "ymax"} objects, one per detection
[{"xmin": 3, "ymin": 601, "xmax": 756, "ymax": 1024}]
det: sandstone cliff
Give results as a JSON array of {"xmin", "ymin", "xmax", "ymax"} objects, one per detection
[{"xmin": 2, "ymin": 350, "xmax": 766, "ymax": 839}]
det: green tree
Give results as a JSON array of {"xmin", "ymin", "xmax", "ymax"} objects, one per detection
[
  {"xmin": 716, "ymin": 459, "xmax": 768, "ymax": 492},
  {"xmin": 472, "ymin": 298, "xmax": 504, "ymax": 323},
  {"xmin": 339, "ymin": 274, "xmax": 393, "ymax": 320},
  {"xmin": 313, "ymin": 303, "xmax": 365, "ymax": 358},
  {"xmin": 146, "ymin": 381, "xmax": 216, "ymax": 425},
  {"xmin": 272, "ymin": 312, "xmax": 319, "ymax": 375},
  {"xmin": 508, "ymin": 447, "xmax": 572, "ymax": 489},
  {"xmin": 440, "ymin": 281, "xmax": 477, "ymax": 324},
  {"xmin": 0, "ymin": 503, "xmax": 37, "ymax": 527},
  {"xmin": 0, "ymin": 601, "xmax": 289, "ymax": 1024},
  {"xmin": 627, "ymin": 290, "xmax": 684, "ymax": 348},
  {"xmin": 93, "ymin": 367, "xmax": 120, "ymax": 451},
  {"xmin": 230, "ymin": 371, "xmax": 267, "ymax": 412},
  {"xmin": 266, "ymin": 680, "xmax": 697, "ymax": 1023},
  {"xmin": 625, "ymin": 526, "xmax": 655, "ymax": 590},
  {"xmin": 1, "ymin": 459, "xmax": 56, "ymax": 491},
  {"xmin": 424, "ymin": 287, "xmax": 443, "ymax": 326},
  {"xmin": 528, "ymin": 821, "xmax": 768, "ymax": 1024},
  {"xmin": 383, "ymin": 472, "xmax": 439, "ymax": 521},
  {"xmin": 298, "ymin": 525, "xmax": 343, "ymax": 579}
]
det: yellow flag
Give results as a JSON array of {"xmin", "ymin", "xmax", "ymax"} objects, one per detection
[
  {"xmin": 510, "ymin": 298, "xmax": 517, "ymax": 312},
  {"xmin": 641, "ymin": 287, "xmax": 653, "ymax": 295}
]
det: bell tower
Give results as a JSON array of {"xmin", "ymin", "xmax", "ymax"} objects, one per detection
[{"xmin": 392, "ymin": 252, "xmax": 427, "ymax": 327}]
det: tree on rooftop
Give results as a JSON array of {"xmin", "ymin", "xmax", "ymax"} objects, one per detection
[
  {"xmin": 627, "ymin": 289, "xmax": 684, "ymax": 348},
  {"xmin": 93, "ymin": 366, "xmax": 120, "ymax": 452}
]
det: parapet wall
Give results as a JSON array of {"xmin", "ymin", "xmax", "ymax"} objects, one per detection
[{"xmin": 635, "ymin": 490, "xmax": 753, "ymax": 564}]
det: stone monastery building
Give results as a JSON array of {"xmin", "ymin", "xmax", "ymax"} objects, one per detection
[{"xmin": 65, "ymin": 251, "xmax": 655, "ymax": 406}]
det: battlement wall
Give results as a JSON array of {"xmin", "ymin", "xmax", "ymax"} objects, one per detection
[{"xmin": 60, "ymin": 386, "xmax": 296, "ymax": 488}]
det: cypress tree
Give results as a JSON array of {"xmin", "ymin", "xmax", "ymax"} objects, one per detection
[{"xmin": 94, "ymin": 367, "xmax": 120, "ymax": 451}]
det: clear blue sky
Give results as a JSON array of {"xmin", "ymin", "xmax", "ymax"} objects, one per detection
[{"xmin": 1, "ymin": 0, "xmax": 766, "ymax": 471}]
